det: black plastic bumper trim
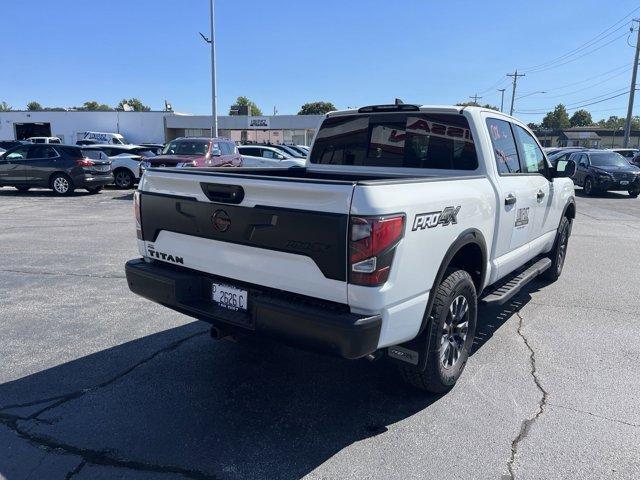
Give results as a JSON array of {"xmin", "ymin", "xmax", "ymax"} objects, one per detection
[{"xmin": 125, "ymin": 259, "xmax": 381, "ymax": 359}]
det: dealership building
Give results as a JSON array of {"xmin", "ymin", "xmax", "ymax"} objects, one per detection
[{"xmin": 0, "ymin": 111, "xmax": 323, "ymax": 146}]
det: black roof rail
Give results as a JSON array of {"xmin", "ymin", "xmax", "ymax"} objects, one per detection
[{"xmin": 357, "ymin": 104, "xmax": 420, "ymax": 113}]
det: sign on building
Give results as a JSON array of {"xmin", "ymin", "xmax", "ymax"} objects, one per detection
[{"xmin": 248, "ymin": 117, "xmax": 270, "ymax": 129}]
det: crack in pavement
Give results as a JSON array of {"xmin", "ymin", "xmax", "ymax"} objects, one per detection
[
  {"xmin": 548, "ymin": 402, "xmax": 640, "ymax": 428},
  {"xmin": 0, "ymin": 330, "xmax": 212, "ymax": 479},
  {"xmin": 0, "ymin": 268, "xmax": 126, "ymax": 279},
  {"xmin": 65, "ymin": 460, "xmax": 86, "ymax": 480},
  {"xmin": 506, "ymin": 311, "xmax": 549, "ymax": 480},
  {"xmin": 0, "ymin": 330, "xmax": 206, "ymax": 416},
  {"xmin": 528, "ymin": 300, "xmax": 640, "ymax": 318}
]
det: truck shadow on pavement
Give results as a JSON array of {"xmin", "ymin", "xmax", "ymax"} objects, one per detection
[{"xmin": 0, "ymin": 286, "xmax": 539, "ymax": 479}]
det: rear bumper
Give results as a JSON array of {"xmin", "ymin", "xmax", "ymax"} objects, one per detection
[
  {"xmin": 125, "ymin": 259, "xmax": 381, "ymax": 359},
  {"xmin": 72, "ymin": 173, "xmax": 114, "ymax": 187}
]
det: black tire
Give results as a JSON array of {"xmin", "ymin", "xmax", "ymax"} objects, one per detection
[
  {"xmin": 583, "ymin": 177, "xmax": 594, "ymax": 196},
  {"xmin": 15, "ymin": 186, "xmax": 30, "ymax": 193},
  {"xmin": 113, "ymin": 169, "xmax": 134, "ymax": 189},
  {"xmin": 542, "ymin": 216, "xmax": 571, "ymax": 282},
  {"xmin": 398, "ymin": 269, "xmax": 477, "ymax": 393},
  {"xmin": 628, "ymin": 189, "xmax": 639, "ymax": 198},
  {"xmin": 86, "ymin": 186, "xmax": 103, "ymax": 194},
  {"xmin": 50, "ymin": 173, "xmax": 74, "ymax": 196}
]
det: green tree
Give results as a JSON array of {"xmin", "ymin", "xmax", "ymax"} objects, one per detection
[
  {"xmin": 298, "ymin": 101, "xmax": 337, "ymax": 115},
  {"xmin": 569, "ymin": 109, "xmax": 592, "ymax": 127},
  {"xmin": 455, "ymin": 101, "xmax": 500, "ymax": 111},
  {"xmin": 230, "ymin": 96, "xmax": 262, "ymax": 116},
  {"xmin": 26, "ymin": 101, "xmax": 42, "ymax": 111},
  {"xmin": 82, "ymin": 101, "xmax": 112, "ymax": 111},
  {"xmin": 541, "ymin": 104, "xmax": 570, "ymax": 130},
  {"xmin": 0, "ymin": 101, "xmax": 12, "ymax": 111},
  {"xmin": 116, "ymin": 98, "xmax": 150, "ymax": 111},
  {"xmin": 527, "ymin": 122, "xmax": 541, "ymax": 131}
]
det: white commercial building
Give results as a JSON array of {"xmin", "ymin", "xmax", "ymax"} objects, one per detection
[{"xmin": 0, "ymin": 111, "xmax": 323, "ymax": 146}]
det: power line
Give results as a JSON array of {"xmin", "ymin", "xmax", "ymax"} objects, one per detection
[
  {"xmin": 516, "ymin": 91, "xmax": 630, "ymax": 114},
  {"xmin": 536, "ymin": 67, "xmax": 631, "ymax": 99},
  {"xmin": 520, "ymin": 5, "xmax": 640, "ymax": 71},
  {"xmin": 516, "ymin": 86, "xmax": 628, "ymax": 112},
  {"xmin": 526, "ymin": 31, "xmax": 629, "ymax": 74},
  {"xmin": 531, "ymin": 63, "xmax": 628, "ymax": 92}
]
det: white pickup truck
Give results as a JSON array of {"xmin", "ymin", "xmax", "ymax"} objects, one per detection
[{"xmin": 126, "ymin": 105, "xmax": 576, "ymax": 392}]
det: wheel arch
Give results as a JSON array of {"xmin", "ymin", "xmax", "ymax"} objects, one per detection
[
  {"xmin": 418, "ymin": 228, "xmax": 487, "ymax": 336},
  {"xmin": 48, "ymin": 170, "xmax": 72, "ymax": 186},
  {"xmin": 562, "ymin": 197, "xmax": 576, "ymax": 220}
]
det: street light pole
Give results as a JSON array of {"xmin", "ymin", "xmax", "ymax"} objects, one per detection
[
  {"xmin": 209, "ymin": 0, "xmax": 218, "ymax": 138},
  {"xmin": 498, "ymin": 88, "xmax": 506, "ymax": 112}
]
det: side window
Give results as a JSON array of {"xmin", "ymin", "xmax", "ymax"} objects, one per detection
[
  {"xmin": 28, "ymin": 146, "xmax": 48, "ymax": 159},
  {"xmin": 578, "ymin": 154, "xmax": 588, "ymax": 167},
  {"xmin": 219, "ymin": 142, "xmax": 231, "ymax": 155},
  {"xmin": 7, "ymin": 147, "xmax": 30, "ymax": 159},
  {"xmin": 227, "ymin": 142, "xmax": 237, "ymax": 154},
  {"xmin": 513, "ymin": 125, "xmax": 546, "ymax": 175},
  {"xmin": 262, "ymin": 149, "xmax": 276, "ymax": 159},
  {"xmin": 45, "ymin": 146, "xmax": 59, "ymax": 158},
  {"xmin": 486, "ymin": 118, "xmax": 520, "ymax": 174}
]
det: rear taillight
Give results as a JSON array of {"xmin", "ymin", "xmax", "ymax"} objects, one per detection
[
  {"xmin": 76, "ymin": 158, "xmax": 94, "ymax": 167},
  {"xmin": 349, "ymin": 214, "xmax": 405, "ymax": 286},
  {"xmin": 133, "ymin": 191, "xmax": 143, "ymax": 240}
]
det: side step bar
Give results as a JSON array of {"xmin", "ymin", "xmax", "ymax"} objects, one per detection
[{"xmin": 480, "ymin": 257, "xmax": 552, "ymax": 306}]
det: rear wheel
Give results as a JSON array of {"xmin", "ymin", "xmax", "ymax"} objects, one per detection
[
  {"xmin": 628, "ymin": 188, "xmax": 639, "ymax": 198},
  {"xmin": 542, "ymin": 216, "xmax": 571, "ymax": 282},
  {"xmin": 113, "ymin": 169, "xmax": 134, "ymax": 189},
  {"xmin": 51, "ymin": 173, "xmax": 74, "ymax": 196},
  {"xmin": 583, "ymin": 177, "xmax": 594, "ymax": 196},
  {"xmin": 86, "ymin": 186, "xmax": 103, "ymax": 194},
  {"xmin": 398, "ymin": 269, "xmax": 477, "ymax": 393}
]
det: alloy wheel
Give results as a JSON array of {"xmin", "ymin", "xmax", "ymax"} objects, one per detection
[
  {"xmin": 53, "ymin": 176, "xmax": 69, "ymax": 194},
  {"xmin": 556, "ymin": 224, "xmax": 568, "ymax": 274},
  {"xmin": 115, "ymin": 171, "xmax": 132, "ymax": 188},
  {"xmin": 440, "ymin": 295, "xmax": 469, "ymax": 369}
]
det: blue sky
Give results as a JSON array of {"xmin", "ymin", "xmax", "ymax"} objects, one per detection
[{"xmin": 1, "ymin": 0, "xmax": 638, "ymax": 122}]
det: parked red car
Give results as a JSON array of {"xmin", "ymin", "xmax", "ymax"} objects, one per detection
[{"xmin": 140, "ymin": 137, "xmax": 241, "ymax": 171}]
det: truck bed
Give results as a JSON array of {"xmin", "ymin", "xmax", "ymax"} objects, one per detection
[{"xmin": 145, "ymin": 166, "xmax": 483, "ymax": 186}]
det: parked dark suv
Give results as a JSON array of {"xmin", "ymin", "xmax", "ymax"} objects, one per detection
[
  {"xmin": 569, "ymin": 150, "xmax": 640, "ymax": 197},
  {"xmin": 0, "ymin": 144, "xmax": 112, "ymax": 195}
]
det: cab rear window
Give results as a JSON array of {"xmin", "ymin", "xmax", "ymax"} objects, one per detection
[{"xmin": 310, "ymin": 113, "xmax": 478, "ymax": 170}]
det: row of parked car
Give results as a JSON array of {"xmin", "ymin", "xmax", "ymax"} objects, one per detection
[
  {"xmin": 0, "ymin": 136, "xmax": 309, "ymax": 195},
  {"xmin": 544, "ymin": 147, "xmax": 640, "ymax": 197}
]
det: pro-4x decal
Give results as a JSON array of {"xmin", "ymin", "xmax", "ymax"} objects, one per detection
[{"xmin": 412, "ymin": 206, "xmax": 461, "ymax": 231}]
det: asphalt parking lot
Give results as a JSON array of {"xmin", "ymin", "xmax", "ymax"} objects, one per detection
[{"xmin": 1, "ymin": 186, "xmax": 639, "ymax": 480}]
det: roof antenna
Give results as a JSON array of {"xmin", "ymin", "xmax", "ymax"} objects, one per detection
[{"xmin": 395, "ymin": 98, "xmax": 404, "ymax": 105}]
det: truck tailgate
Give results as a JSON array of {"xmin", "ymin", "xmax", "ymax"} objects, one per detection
[{"xmin": 139, "ymin": 169, "xmax": 355, "ymax": 303}]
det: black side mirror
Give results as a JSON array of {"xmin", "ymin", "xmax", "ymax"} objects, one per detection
[{"xmin": 555, "ymin": 159, "xmax": 576, "ymax": 178}]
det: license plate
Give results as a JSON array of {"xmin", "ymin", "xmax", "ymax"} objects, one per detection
[
  {"xmin": 95, "ymin": 165, "xmax": 110, "ymax": 172},
  {"xmin": 212, "ymin": 283, "xmax": 247, "ymax": 311},
  {"xmin": 620, "ymin": 180, "xmax": 630, "ymax": 186}
]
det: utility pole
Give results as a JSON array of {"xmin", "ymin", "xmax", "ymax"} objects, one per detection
[
  {"xmin": 498, "ymin": 88, "xmax": 506, "ymax": 112},
  {"xmin": 507, "ymin": 70, "xmax": 526, "ymax": 116},
  {"xmin": 469, "ymin": 93, "xmax": 483, "ymax": 104},
  {"xmin": 623, "ymin": 19, "xmax": 640, "ymax": 147}
]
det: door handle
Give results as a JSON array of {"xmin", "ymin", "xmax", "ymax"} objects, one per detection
[
  {"xmin": 505, "ymin": 194, "xmax": 517, "ymax": 206},
  {"xmin": 536, "ymin": 190, "xmax": 546, "ymax": 201}
]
